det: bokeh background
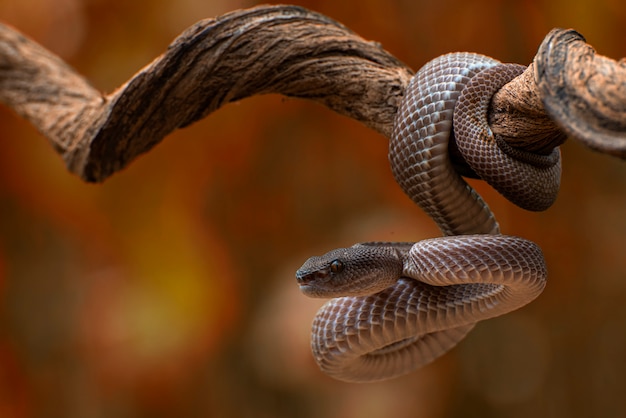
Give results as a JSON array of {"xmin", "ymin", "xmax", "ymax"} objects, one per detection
[{"xmin": 1, "ymin": 0, "xmax": 625, "ymax": 417}]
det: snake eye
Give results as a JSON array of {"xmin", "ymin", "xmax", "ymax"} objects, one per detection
[{"xmin": 330, "ymin": 259, "xmax": 344, "ymax": 274}]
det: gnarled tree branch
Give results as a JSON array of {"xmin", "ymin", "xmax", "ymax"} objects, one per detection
[
  {"xmin": 535, "ymin": 29, "xmax": 626, "ymax": 158},
  {"xmin": 0, "ymin": 5, "xmax": 412, "ymax": 181},
  {"xmin": 0, "ymin": 5, "xmax": 624, "ymax": 182}
]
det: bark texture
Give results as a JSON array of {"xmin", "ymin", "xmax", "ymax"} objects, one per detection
[
  {"xmin": 534, "ymin": 29, "xmax": 626, "ymax": 158},
  {"xmin": 0, "ymin": 5, "xmax": 624, "ymax": 182}
]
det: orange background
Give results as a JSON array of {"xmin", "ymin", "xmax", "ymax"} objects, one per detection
[{"xmin": 1, "ymin": 0, "xmax": 625, "ymax": 417}]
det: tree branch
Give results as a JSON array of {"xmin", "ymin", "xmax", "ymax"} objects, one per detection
[
  {"xmin": 0, "ymin": 6, "xmax": 624, "ymax": 182},
  {"xmin": 0, "ymin": 5, "xmax": 412, "ymax": 181},
  {"xmin": 489, "ymin": 63, "xmax": 568, "ymax": 154},
  {"xmin": 535, "ymin": 29, "xmax": 626, "ymax": 158}
]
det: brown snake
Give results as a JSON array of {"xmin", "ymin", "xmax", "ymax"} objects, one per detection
[{"xmin": 296, "ymin": 53, "xmax": 561, "ymax": 382}]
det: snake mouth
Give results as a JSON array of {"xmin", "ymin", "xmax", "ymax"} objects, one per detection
[
  {"xmin": 296, "ymin": 271, "xmax": 331, "ymax": 297},
  {"xmin": 297, "ymin": 281, "xmax": 313, "ymax": 293},
  {"xmin": 297, "ymin": 283, "xmax": 328, "ymax": 298},
  {"xmin": 295, "ymin": 272, "xmax": 314, "ymax": 286},
  {"xmin": 296, "ymin": 269, "xmax": 330, "ymax": 286}
]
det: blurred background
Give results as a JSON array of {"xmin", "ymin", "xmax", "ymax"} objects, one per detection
[{"xmin": 1, "ymin": 0, "xmax": 625, "ymax": 417}]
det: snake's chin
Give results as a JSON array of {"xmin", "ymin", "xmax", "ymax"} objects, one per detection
[{"xmin": 298, "ymin": 284, "xmax": 326, "ymax": 298}]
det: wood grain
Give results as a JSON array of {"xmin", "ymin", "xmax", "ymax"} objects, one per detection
[{"xmin": 0, "ymin": 7, "xmax": 624, "ymax": 182}]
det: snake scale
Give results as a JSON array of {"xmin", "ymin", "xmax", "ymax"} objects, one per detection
[{"xmin": 296, "ymin": 53, "xmax": 561, "ymax": 382}]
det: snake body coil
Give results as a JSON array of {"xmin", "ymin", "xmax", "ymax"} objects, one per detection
[{"xmin": 297, "ymin": 53, "xmax": 560, "ymax": 382}]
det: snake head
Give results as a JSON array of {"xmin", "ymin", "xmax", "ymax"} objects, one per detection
[{"xmin": 296, "ymin": 245, "xmax": 404, "ymax": 298}]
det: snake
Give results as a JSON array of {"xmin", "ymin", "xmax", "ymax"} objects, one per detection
[{"xmin": 296, "ymin": 53, "xmax": 562, "ymax": 382}]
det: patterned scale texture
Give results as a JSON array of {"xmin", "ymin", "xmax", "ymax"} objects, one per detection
[
  {"xmin": 301, "ymin": 53, "xmax": 556, "ymax": 382},
  {"xmin": 389, "ymin": 52, "xmax": 501, "ymax": 236},
  {"xmin": 310, "ymin": 235, "xmax": 546, "ymax": 382},
  {"xmin": 453, "ymin": 64, "xmax": 561, "ymax": 211}
]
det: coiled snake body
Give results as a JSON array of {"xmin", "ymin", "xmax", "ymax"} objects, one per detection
[{"xmin": 296, "ymin": 53, "xmax": 561, "ymax": 382}]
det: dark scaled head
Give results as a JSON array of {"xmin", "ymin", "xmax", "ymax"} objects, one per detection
[{"xmin": 295, "ymin": 244, "xmax": 404, "ymax": 298}]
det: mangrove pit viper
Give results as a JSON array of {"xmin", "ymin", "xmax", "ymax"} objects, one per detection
[{"xmin": 296, "ymin": 53, "xmax": 562, "ymax": 382}]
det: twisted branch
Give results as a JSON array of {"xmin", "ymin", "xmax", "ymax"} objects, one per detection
[
  {"xmin": 0, "ymin": 5, "xmax": 624, "ymax": 182},
  {"xmin": 535, "ymin": 29, "xmax": 626, "ymax": 158}
]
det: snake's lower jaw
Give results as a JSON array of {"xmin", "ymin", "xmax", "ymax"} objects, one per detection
[
  {"xmin": 298, "ymin": 284, "xmax": 322, "ymax": 298},
  {"xmin": 296, "ymin": 274, "xmax": 334, "ymax": 298},
  {"xmin": 296, "ymin": 275, "xmax": 318, "ymax": 297}
]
